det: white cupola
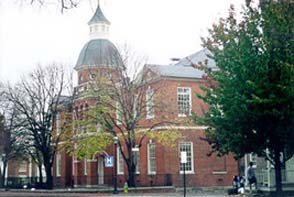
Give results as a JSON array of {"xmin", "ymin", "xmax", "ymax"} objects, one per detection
[{"xmin": 88, "ymin": 4, "xmax": 110, "ymax": 40}]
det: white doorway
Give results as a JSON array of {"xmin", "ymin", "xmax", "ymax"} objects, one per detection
[{"xmin": 98, "ymin": 157, "xmax": 104, "ymax": 185}]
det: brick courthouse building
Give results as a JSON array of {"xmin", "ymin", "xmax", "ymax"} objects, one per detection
[{"xmin": 52, "ymin": 4, "xmax": 238, "ymax": 188}]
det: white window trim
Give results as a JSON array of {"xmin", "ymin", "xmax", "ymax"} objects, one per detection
[
  {"xmin": 147, "ymin": 143, "xmax": 156, "ymax": 175},
  {"xmin": 56, "ymin": 154, "xmax": 61, "ymax": 177},
  {"xmin": 84, "ymin": 159, "xmax": 87, "ymax": 175},
  {"xmin": 133, "ymin": 149, "xmax": 140, "ymax": 174},
  {"xmin": 212, "ymin": 171, "xmax": 227, "ymax": 175},
  {"xmin": 19, "ymin": 160, "xmax": 27, "ymax": 173},
  {"xmin": 249, "ymin": 153, "xmax": 257, "ymax": 168},
  {"xmin": 117, "ymin": 147, "xmax": 124, "ymax": 175},
  {"xmin": 56, "ymin": 113, "xmax": 61, "ymax": 135},
  {"xmin": 177, "ymin": 87, "xmax": 192, "ymax": 117},
  {"xmin": 146, "ymin": 87, "xmax": 154, "ymax": 119},
  {"xmin": 72, "ymin": 157, "xmax": 75, "ymax": 176},
  {"xmin": 116, "ymin": 102, "xmax": 122, "ymax": 125},
  {"xmin": 133, "ymin": 95, "xmax": 138, "ymax": 118},
  {"xmin": 179, "ymin": 142, "xmax": 194, "ymax": 174}
]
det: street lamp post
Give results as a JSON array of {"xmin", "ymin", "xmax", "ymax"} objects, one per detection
[
  {"xmin": 113, "ymin": 136, "xmax": 118, "ymax": 194},
  {"xmin": 180, "ymin": 151, "xmax": 187, "ymax": 197}
]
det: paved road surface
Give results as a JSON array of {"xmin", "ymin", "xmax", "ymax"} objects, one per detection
[{"xmin": 0, "ymin": 191, "xmax": 226, "ymax": 197}]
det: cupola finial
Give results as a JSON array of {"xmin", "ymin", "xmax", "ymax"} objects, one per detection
[{"xmin": 88, "ymin": 1, "xmax": 110, "ymax": 40}]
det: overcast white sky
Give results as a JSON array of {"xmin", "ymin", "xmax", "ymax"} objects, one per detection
[{"xmin": 0, "ymin": 0, "xmax": 244, "ymax": 83}]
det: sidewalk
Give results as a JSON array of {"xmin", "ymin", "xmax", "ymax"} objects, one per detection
[
  {"xmin": 0, "ymin": 191, "xmax": 226, "ymax": 197},
  {"xmin": 0, "ymin": 186, "xmax": 228, "ymax": 197}
]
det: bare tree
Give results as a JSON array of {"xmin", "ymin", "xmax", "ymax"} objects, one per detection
[
  {"xmin": 3, "ymin": 64, "xmax": 67, "ymax": 189},
  {"xmin": 0, "ymin": 103, "xmax": 22, "ymax": 188},
  {"xmin": 0, "ymin": 113, "xmax": 6, "ymax": 188},
  {"xmin": 19, "ymin": 0, "xmax": 80, "ymax": 12},
  {"xmin": 70, "ymin": 46, "xmax": 183, "ymax": 187},
  {"xmin": 0, "ymin": 83, "xmax": 21, "ymax": 188}
]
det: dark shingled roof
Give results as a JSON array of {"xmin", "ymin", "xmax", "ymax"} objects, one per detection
[
  {"xmin": 88, "ymin": 4, "xmax": 110, "ymax": 25},
  {"xmin": 75, "ymin": 39, "xmax": 123, "ymax": 70}
]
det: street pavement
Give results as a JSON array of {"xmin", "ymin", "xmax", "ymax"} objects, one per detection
[{"xmin": 0, "ymin": 191, "xmax": 226, "ymax": 197}]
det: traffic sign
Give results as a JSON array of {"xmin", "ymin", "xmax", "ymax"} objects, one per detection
[{"xmin": 105, "ymin": 156, "xmax": 114, "ymax": 167}]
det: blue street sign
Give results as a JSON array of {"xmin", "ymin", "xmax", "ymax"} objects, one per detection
[{"xmin": 105, "ymin": 156, "xmax": 114, "ymax": 167}]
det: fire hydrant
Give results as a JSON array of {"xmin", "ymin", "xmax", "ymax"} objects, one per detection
[{"xmin": 124, "ymin": 182, "xmax": 128, "ymax": 194}]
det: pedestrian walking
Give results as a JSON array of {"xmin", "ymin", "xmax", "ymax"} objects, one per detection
[{"xmin": 247, "ymin": 162, "xmax": 257, "ymax": 191}]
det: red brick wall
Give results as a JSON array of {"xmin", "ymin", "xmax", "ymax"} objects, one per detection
[
  {"xmin": 133, "ymin": 129, "xmax": 238, "ymax": 187},
  {"xmin": 138, "ymin": 78, "xmax": 208, "ymax": 128},
  {"xmin": 51, "ymin": 66, "xmax": 239, "ymax": 188},
  {"xmin": 8, "ymin": 159, "xmax": 35, "ymax": 178}
]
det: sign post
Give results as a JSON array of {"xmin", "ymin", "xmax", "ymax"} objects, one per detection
[{"xmin": 181, "ymin": 152, "xmax": 187, "ymax": 197}]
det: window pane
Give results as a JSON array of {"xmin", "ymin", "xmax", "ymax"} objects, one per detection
[
  {"xmin": 177, "ymin": 88, "xmax": 191, "ymax": 116},
  {"xmin": 179, "ymin": 142, "xmax": 193, "ymax": 173},
  {"xmin": 148, "ymin": 143, "xmax": 156, "ymax": 174},
  {"xmin": 146, "ymin": 87, "xmax": 154, "ymax": 119},
  {"xmin": 133, "ymin": 150, "xmax": 140, "ymax": 174},
  {"xmin": 84, "ymin": 159, "xmax": 87, "ymax": 175},
  {"xmin": 117, "ymin": 148, "xmax": 124, "ymax": 174},
  {"xmin": 19, "ymin": 160, "xmax": 27, "ymax": 173},
  {"xmin": 116, "ymin": 102, "xmax": 122, "ymax": 125},
  {"xmin": 56, "ymin": 154, "xmax": 62, "ymax": 176},
  {"xmin": 133, "ymin": 95, "xmax": 138, "ymax": 118},
  {"xmin": 250, "ymin": 153, "xmax": 257, "ymax": 167},
  {"xmin": 56, "ymin": 113, "xmax": 61, "ymax": 134}
]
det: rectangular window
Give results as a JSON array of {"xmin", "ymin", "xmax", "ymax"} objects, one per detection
[
  {"xmin": 56, "ymin": 153, "xmax": 62, "ymax": 177},
  {"xmin": 116, "ymin": 102, "xmax": 122, "ymax": 125},
  {"xmin": 117, "ymin": 147, "xmax": 124, "ymax": 175},
  {"xmin": 250, "ymin": 153, "xmax": 257, "ymax": 168},
  {"xmin": 72, "ymin": 157, "xmax": 75, "ymax": 176},
  {"xmin": 19, "ymin": 160, "xmax": 27, "ymax": 173},
  {"xmin": 133, "ymin": 149, "xmax": 140, "ymax": 174},
  {"xmin": 56, "ymin": 113, "xmax": 61, "ymax": 134},
  {"xmin": 148, "ymin": 143, "xmax": 156, "ymax": 174},
  {"xmin": 179, "ymin": 142, "xmax": 194, "ymax": 173},
  {"xmin": 177, "ymin": 87, "xmax": 192, "ymax": 117},
  {"xmin": 84, "ymin": 159, "xmax": 87, "ymax": 175},
  {"xmin": 133, "ymin": 95, "xmax": 138, "ymax": 118},
  {"xmin": 146, "ymin": 87, "xmax": 154, "ymax": 119}
]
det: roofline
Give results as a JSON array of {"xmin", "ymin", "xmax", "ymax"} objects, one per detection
[
  {"xmin": 74, "ymin": 64, "xmax": 120, "ymax": 71},
  {"xmin": 159, "ymin": 76, "xmax": 207, "ymax": 82}
]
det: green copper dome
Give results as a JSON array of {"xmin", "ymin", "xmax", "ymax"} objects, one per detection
[{"xmin": 75, "ymin": 39, "xmax": 123, "ymax": 70}]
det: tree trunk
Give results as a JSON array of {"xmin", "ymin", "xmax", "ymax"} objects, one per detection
[
  {"xmin": 2, "ymin": 161, "xmax": 7, "ymax": 187},
  {"xmin": 43, "ymin": 155, "xmax": 53, "ymax": 190},
  {"xmin": 274, "ymin": 147, "xmax": 283, "ymax": 197},
  {"xmin": 38, "ymin": 164, "xmax": 43, "ymax": 185},
  {"xmin": 126, "ymin": 143, "xmax": 137, "ymax": 187},
  {"xmin": 127, "ymin": 163, "xmax": 136, "ymax": 187},
  {"xmin": 44, "ymin": 164, "xmax": 53, "ymax": 189}
]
